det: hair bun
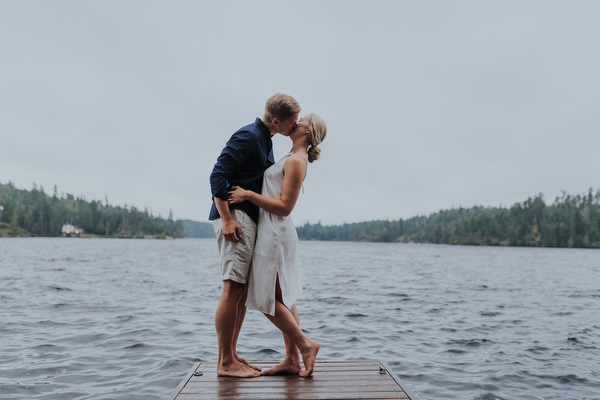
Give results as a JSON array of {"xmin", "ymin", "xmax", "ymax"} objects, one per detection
[{"xmin": 307, "ymin": 145, "xmax": 321, "ymax": 163}]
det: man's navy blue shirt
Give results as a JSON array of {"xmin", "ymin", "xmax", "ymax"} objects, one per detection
[{"xmin": 209, "ymin": 118, "xmax": 274, "ymax": 224}]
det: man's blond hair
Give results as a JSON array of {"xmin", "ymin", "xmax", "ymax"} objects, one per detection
[{"xmin": 264, "ymin": 93, "xmax": 301, "ymax": 122}]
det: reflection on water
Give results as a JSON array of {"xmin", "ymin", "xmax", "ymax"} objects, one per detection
[{"xmin": 1, "ymin": 238, "xmax": 599, "ymax": 399}]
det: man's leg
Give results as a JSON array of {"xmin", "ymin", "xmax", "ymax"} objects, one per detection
[
  {"xmin": 215, "ymin": 280, "xmax": 260, "ymax": 377},
  {"xmin": 213, "ymin": 209, "xmax": 258, "ymax": 377},
  {"xmin": 232, "ymin": 285, "xmax": 261, "ymax": 371}
]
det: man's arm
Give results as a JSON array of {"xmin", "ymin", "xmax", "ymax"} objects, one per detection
[
  {"xmin": 214, "ymin": 197, "xmax": 242, "ymax": 242},
  {"xmin": 209, "ymin": 131, "xmax": 254, "ymax": 242},
  {"xmin": 210, "ymin": 133, "xmax": 252, "ymax": 201}
]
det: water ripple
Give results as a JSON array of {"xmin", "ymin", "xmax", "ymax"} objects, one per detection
[{"xmin": 1, "ymin": 238, "xmax": 600, "ymax": 399}]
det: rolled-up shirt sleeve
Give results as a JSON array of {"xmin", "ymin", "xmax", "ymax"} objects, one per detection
[{"xmin": 210, "ymin": 131, "xmax": 255, "ymax": 201}]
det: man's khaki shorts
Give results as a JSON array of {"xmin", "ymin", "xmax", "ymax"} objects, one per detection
[{"xmin": 212, "ymin": 209, "xmax": 257, "ymax": 284}]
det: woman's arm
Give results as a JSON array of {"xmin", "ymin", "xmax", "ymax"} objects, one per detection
[{"xmin": 228, "ymin": 156, "xmax": 307, "ymax": 217}]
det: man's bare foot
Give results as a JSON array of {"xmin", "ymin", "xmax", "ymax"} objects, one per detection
[
  {"xmin": 217, "ymin": 361, "xmax": 260, "ymax": 378},
  {"xmin": 261, "ymin": 359, "xmax": 302, "ymax": 376},
  {"xmin": 235, "ymin": 354, "xmax": 262, "ymax": 371},
  {"xmin": 299, "ymin": 341, "xmax": 320, "ymax": 378}
]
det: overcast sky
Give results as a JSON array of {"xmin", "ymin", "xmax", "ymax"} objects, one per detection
[{"xmin": 1, "ymin": 1, "xmax": 599, "ymax": 226}]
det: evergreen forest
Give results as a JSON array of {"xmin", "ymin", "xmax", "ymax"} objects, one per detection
[
  {"xmin": 296, "ymin": 189, "xmax": 600, "ymax": 248},
  {"xmin": 0, "ymin": 182, "xmax": 184, "ymax": 238},
  {"xmin": 3, "ymin": 181, "xmax": 600, "ymax": 248}
]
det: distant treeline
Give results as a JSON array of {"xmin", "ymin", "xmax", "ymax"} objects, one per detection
[
  {"xmin": 181, "ymin": 219, "xmax": 216, "ymax": 238},
  {"xmin": 0, "ymin": 182, "xmax": 184, "ymax": 238},
  {"xmin": 4, "ymin": 181, "xmax": 599, "ymax": 248},
  {"xmin": 297, "ymin": 189, "xmax": 600, "ymax": 248}
]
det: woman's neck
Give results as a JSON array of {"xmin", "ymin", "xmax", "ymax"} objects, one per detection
[{"xmin": 289, "ymin": 139, "xmax": 309, "ymax": 156}]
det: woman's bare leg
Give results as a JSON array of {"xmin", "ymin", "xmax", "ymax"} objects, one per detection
[
  {"xmin": 262, "ymin": 277, "xmax": 319, "ymax": 377},
  {"xmin": 261, "ymin": 304, "xmax": 302, "ymax": 375}
]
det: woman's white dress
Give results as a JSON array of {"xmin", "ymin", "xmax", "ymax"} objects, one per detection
[{"xmin": 246, "ymin": 155, "xmax": 302, "ymax": 316}]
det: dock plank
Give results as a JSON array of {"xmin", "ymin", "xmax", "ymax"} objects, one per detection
[{"xmin": 169, "ymin": 360, "xmax": 416, "ymax": 400}]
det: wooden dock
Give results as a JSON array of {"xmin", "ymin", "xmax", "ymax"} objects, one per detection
[{"xmin": 168, "ymin": 360, "xmax": 417, "ymax": 399}]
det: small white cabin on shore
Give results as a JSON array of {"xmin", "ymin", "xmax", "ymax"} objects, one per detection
[{"xmin": 61, "ymin": 224, "xmax": 83, "ymax": 237}]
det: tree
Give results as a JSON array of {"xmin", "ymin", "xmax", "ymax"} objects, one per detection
[{"xmin": 1, "ymin": 199, "xmax": 15, "ymax": 223}]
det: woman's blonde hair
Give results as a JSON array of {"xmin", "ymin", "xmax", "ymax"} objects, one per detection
[{"xmin": 307, "ymin": 113, "xmax": 327, "ymax": 163}]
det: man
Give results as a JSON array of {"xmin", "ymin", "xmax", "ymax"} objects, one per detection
[{"xmin": 209, "ymin": 93, "xmax": 300, "ymax": 377}]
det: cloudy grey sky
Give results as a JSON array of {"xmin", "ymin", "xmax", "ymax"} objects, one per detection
[{"xmin": 1, "ymin": 1, "xmax": 599, "ymax": 226}]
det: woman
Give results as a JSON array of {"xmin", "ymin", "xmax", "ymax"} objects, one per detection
[{"xmin": 228, "ymin": 113, "xmax": 327, "ymax": 377}]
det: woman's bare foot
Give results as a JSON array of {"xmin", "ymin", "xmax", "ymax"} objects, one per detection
[
  {"xmin": 261, "ymin": 359, "xmax": 302, "ymax": 376},
  {"xmin": 299, "ymin": 341, "xmax": 320, "ymax": 378},
  {"xmin": 217, "ymin": 361, "xmax": 261, "ymax": 378},
  {"xmin": 235, "ymin": 354, "xmax": 262, "ymax": 371}
]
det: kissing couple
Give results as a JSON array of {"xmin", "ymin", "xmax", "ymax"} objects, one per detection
[{"xmin": 209, "ymin": 93, "xmax": 327, "ymax": 378}]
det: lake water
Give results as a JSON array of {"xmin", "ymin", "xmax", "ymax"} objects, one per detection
[{"xmin": 1, "ymin": 238, "xmax": 599, "ymax": 400}]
